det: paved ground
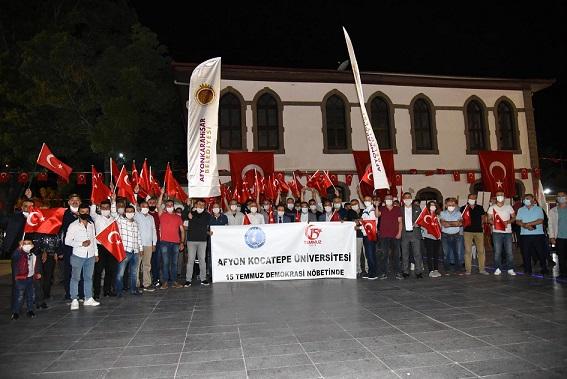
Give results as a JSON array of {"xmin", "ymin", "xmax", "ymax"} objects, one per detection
[{"xmin": 1, "ymin": 260, "xmax": 567, "ymax": 378}]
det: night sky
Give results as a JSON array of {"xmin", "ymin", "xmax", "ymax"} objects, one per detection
[{"xmin": 134, "ymin": 0, "xmax": 565, "ymax": 168}]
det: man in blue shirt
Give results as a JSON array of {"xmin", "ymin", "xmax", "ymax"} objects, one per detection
[
  {"xmin": 516, "ymin": 194, "xmax": 548, "ymax": 275},
  {"xmin": 439, "ymin": 197, "xmax": 464, "ymax": 275},
  {"xmin": 549, "ymin": 191, "xmax": 567, "ymax": 278}
]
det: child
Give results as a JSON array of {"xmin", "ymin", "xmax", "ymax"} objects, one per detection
[{"xmin": 11, "ymin": 239, "xmax": 41, "ymax": 320}]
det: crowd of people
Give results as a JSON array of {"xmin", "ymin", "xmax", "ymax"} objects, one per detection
[{"xmin": 2, "ymin": 185, "xmax": 566, "ymax": 320}]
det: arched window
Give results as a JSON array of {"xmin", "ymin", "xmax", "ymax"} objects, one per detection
[
  {"xmin": 325, "ymin": 94, "xmax": 348, "ymax": 151},
  {"xmin": 256, "ymin": 93, "xmax": 280, "ymax": 151},
  {"xmin": 496, "ymin": 100, "xmax": 518, "ymax": 151},
  {"xmin": 370, "ymin": 96, "xmax": 393, "ymax": 150},
  {"xmin": 415, "ymin": 187, "xmax": 443, "ymax": 204},
  {"xmin": 219, "ymin": 92, "xmax": 244, "ymax": 151},
  {"xmin": 465, "ymin": 99, "xmax": 488, "ymax": 152},
  {"xmin": 410, "ymin": 96, "xmax": 437, "ymax": 153}
]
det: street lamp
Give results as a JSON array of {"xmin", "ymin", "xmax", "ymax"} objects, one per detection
[
  {"xmin": 118, "ymin": 153, "xmax": 124, "ymax": 159},
  {"xmin": 544, "ymin": 188, "xmax": 551, "ymax": 195}
]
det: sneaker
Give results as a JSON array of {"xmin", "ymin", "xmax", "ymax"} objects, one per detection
[
  {"xmin": 70, "ymin": 299, "xmax": 79, "ymax": 310},
  {"xmin": 378, "ymin": 274, "xmax": 387, "ymax": 280},
  {"xmin": 201, "ymin": 280, "xmax": 210, "ymax": 286},
  {"xmin": 428, "ymin": 271, "xmax": 435, "ymax": 278},
  {"xmin": 433, "ymin": 270, "xmax": 442, "ymax": 278},
  {"xmin": 143, "ymin": 287, "xmax": 155, "ymax": 292},
  {"xmin": 184, "ymin": 281, "xmax": 192, "ymax": 288},
  {"xmin": 361, "ymin": 272, "xmax": 369, "ymax": 278},
  {"xmin": 410, "ymin": 263, "xmax": 415, "ymax": 271},
  {"xmin": 395, "ymin": 273, "xmax": 404, "ymax": 280},
  {"xmin": 11, "ymin": 313, "xmax": 19, "ymax": 320},
  {"xmin": 27, "ymin": 311, "xmax": 36, "ymax": 318},
  {"xmin": 172, "ymin": 282, "xmax": 183, "ymax": 289},
  {"xmin": 84, "ymin": 298, "xmax": 100, "ymax": 307},
  {"xmin": 479, "ymin": 270, "xmax": 490, "ymax": 275},
  {"xmin": 160, "ymin": 283, "xmax": 169, "ymax": 290},
  {"xmin": 465, "ymin": 272, "xmax": 472, "ymax": 276},
  {"xmin": 494, "ymin": 268, "xmax": 501, "ymax": 275},
  {"xmin": 507, "ymin": 269, "xmax": 516, "ymax": 276},
  {"xmin": 366, "ymin": 275, "xmax": 378, "ymax": 280}
]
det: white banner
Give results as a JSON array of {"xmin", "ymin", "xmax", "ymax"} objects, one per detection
[
  {"xmin": 187, "ymin": 57, "xmax": 221, "ymax": 197},
  {"xmin": 343, "ymin": 28, "xmax": 389, "ymax": 190},
  {"xmin": 211, "ymin": 222, "xmax": 357, "ymax": 282}
]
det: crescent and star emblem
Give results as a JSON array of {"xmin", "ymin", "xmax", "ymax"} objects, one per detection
[
  {"xmin": 107, "ymin": 231, "xmax": 121, "ymax": 245},
  {"xmin": 488, "ymin": 161, "xmax": 507, "ymax": 189},
  {"xmin": 46, "ymin": 154, "xmax": 63, "ymax": 169},
  {"xmin": 26, "ymin": 211, "xmax": 44, "ymax": 227}
]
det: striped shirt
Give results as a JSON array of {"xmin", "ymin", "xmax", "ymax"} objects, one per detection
[{"xmin": 116, "ymin": 217, "xmax": 143, "ymax": 253}]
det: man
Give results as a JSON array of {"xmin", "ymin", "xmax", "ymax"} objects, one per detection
[
  {"xmin": 246, "ymin": 202, "xmax": 265, "ymax": 224},
  {"xmin": 225, "ymin": 199, "xmax": 244, "ymax": 225},
  {"xmin": 359, "ymin": 197, "xmax": 378, "ymax": 280},
  {"xmin": 377, "ymin": 195, "xmax": 403, "ymax": 280},
  {"xmin": 400, "ymin": 192, "xmax": 424, "ymax": 278},
  {"xmin": 185, "ymin": 199, "xmax": 211, "ymax": 286},
  {"xmin": 318, "ymin": 200, "xmax": 337, "ymax": 222},
  {"xmin": 60, "ymin": 194, "xmax": 85, "ymax": 301},
  {"xmin": 284, "ymin": 198, "xmax": 297, "ymax": 221},
  {"xmin": 260, "ymin": 200, "xmax": 273, "ymax": 224},
  {"xmin": 275, "ymin": 205, "xmax": 293, "ymax": 223},
  {"xmin": 345, "ymin": 198, "xmax": 365, "ymax": 278},
  {"xmin": 90, "ymin": 199, "xmax": 117, "ymax": 299},
  {"xmin": 516, "ymin": 194, "xmax": 548, "ymax": 275},
  {"xmin": 332, "ymin": 196, "xmax": 348, "ymax": 220},
  {"xmin": 440, "ymin": 198, "xmax": 464, "ymax": 275},
  {"xmin": 64, "ymin": 203, "xmax": 99, "ymax": 310},
  {"xmin": 461, "ymin": 194, "xmax": 488, "ymax": 275},
  {"xmin": 157, "ymin": 196, "xmax": 185, "ymax": 289},
  {"xmin": 116, "ymin": 205, "xmax": 143, "ymax": 296},
  {"xmin": 308, "ymin": 198, "xmax": 322, "ymax": 220},
  {"xmin": 487, "ymin": 191, "xmax": 516, "ymax": 276},
  {"xmin": 1, "ymin": 189, "xmax": 33, "ymax": 259},
  {"xmin": 549, "ymin": 191, "xmax": 567, "ymax": 278},
  {"xmin": 148, "ymin": 196, "xmax": 161, "ymax": 287},
  {"xmin": 135, "ymin": 200, "xmax": 157, "ymax": 292},
  {"xmin": 299, "ymin": 201, "xmax": 317, "ymax": 222}
]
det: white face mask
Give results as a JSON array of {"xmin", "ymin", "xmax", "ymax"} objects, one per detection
[
  {"xmin": 101, "ymin": 210, "xmax": 111, "ymax": 217},
  {"xmin": 250, "ymin": 207, "xmax": 258, "ymax": 213},
  {"xmin": 236, "ymin": 206, "xmax": 241, "ymax": 212},
  {"xmin": 309, "ymin": 205, "xmax": 317, "ymax": 211},
  {"xmin": 196, "ymin": 207, "xmax": 204, "ymax": 214},
  {"xmin": 301, "ymin": 207, "xmax": 308, "ymax": 213},
  {"xmin": 403, "ymin": 199, "xmax": 412, "ymax": 206},
  {"xmin": 230, "ymin": 204, "xmax": 237, "ymax": 211},
  {"xmin": 117, "ymin": 207, "xmax": 125, "ymax": 215},
  {"xmin": 212, "ymin": 207, "xmax": 220, "ymax": 214},
  {"xmin": 468, "ymin": 199, "xmax": 476, "ymax": 206},
  {"xmin": 141, "ymin": 207, "xmax": 149, "ymax": 214},
  {"xmin": 22, "ymin": 245, "xmax": 33, "ymax": 253},
  {"xmin": 430, "ymin": 206, "xmax": 437, "ymax": 212},
  {"xmin": 263, "ymin": 205, "xmax": 271, "ymax": 211},
  {"xmin": 333, "ymin": 203, "xmax": 341, "ymax": 209},
  {"xmin": 287, "ymin": 203, "xmax": 294, "ymax": 210},
  {"xmin": 523, "ymin": 199, "xmax": 532, "ymax": 206},
  {"xmin": 324, "ymin": 206, "xmax": 332, "ymax": 213},
  {"xmin": 22, "ymin": 211, "xmax": 30, "ymax": 218},
  {"xmin": 385, "ymin": 199, "xmax": 393, "ymax": 206},
  {"xmin": 125, "ymin": 212, "xmax": 135, "ymax": 220},
  {"xmin": 70, "ymin": 206, "xmax": 79, "ymax": 213},
  {"xmin": 277, "ymin": 211, "xmax": 285, "ymax": 217},
  {"xmin": 496, "ymin": 196, "xmax": 505, "ymax": 203},
  {"xmin": 447, "ymin": 206, "xmax": 456, "ymax": 212},
  {"xmin": 351, "ymin": 205, "xmax": 359, "ymax": 211},
  {"xmin": 364, "ymin": 201, "xmax": 372, "ymax": 208},
  {"xmin": 558, "ymin": 196, "xmax": 567, "ymax": 204},
  {"xmin": 166, "ymin": 207, "xmax": 174, "ymax": 213}
]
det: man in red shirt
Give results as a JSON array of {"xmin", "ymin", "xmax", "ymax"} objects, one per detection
[
  {"xmin": 157, "ymin": 196, "xmax": 185, "ymax": 289},
  {"xmin": 377, "ymin": 195, "xmax": 403, "ymax": 279}
]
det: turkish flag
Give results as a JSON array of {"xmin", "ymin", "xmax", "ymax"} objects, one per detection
[
  {"xmin": 288, "ymin": 178, "xmax": 302, "ymax": 198},
  {"xmin": 453, "ymin": 171, "xmax": 461, "ymax": 182},
  {"xmin": 330, "ymin": 210, "xmax": 341, "ymax": 222},
  {"xmin": 76, "ymin": 173, "xmax": 87, "ymax": 185},
  {"xmin": 243, "ymin": 213, "xmax": 251, "ymax": 225},
  {"xmin": 36, "ymin": 143, "xmax": 73, "ymax": 182},
  {"xmin": 360, "ymin": 166, "xmax": 373, "ymax": 186},
  {"xmin": 36, "ymin": 172, "xmax": 48, "ymax": 182},
  {"xmin": 131, "ymin": 161, "xmax": 148, "ymax": 198},
  {"xmin": 479, "ymin": 151, "xmax": 515, "ymax": 197},
  {"xmin": 362, "ymin": 220, "xmax": 377, "ymax": 241},
  {"xmin": 415, "ymin": 207, "xmax": 441, "ymax": 239},
  {"xmin": 91, "ymin": 166, "xmax": 112, "ymax": 205},
  {"xmin": 345, "ymin": 174, "xmax": 353, "ymax": 186},
  {"xmin": 533, "ymin": 168, "xmax": 541, "ymax": 178},
  {"xmin": 149, "ymin": 166, "xmax": 162, "ymax": 196},
  {"xmin": 139, "ymin": 159, "xmax": 151, "ymax": 193},
  {"xmin": 0, "ymin": 172, "xmax": 10, "ymax": 183},
  {"xmin": 467, "ymin": 172, "xmax": 476, "ymax": 184},
  {"xmin": 353, "ymin": 150, "xmax": 395, "ymax": 197},
  {"xmin": 462, "ymin": 205, "xmax": 471, "ymax": 228},
  {"xmin": 220, "ymin": 183, "xmax": 232, "ymax": 204},
  {"xmin": 263, "ymin": 174, "xmax": 277, "ymax": 201},
  {"xmin": 164, "ymin": 163, "xmax": 188, "ymax": 203},
  {"xmin": 110, "ymin": 158, "xmax": 120, "ymax": 183},
  {"xmin": 394, "ymin": 173, "xmax": 403, "ymax": 186},
  {"xmin": 117, "ymin": 166, "xmax": 137, "ymax": 204},
  {"xmin": 24, "ymin": 207, "xmax": 66, "ymax": 235},
  {"xmin": 329, "ymin": 173, "xmax": 339, "ymax": 185},
  {"xmin": 520, "ymin": 168, "xmax": 529, "ymax": 179},
  {"xmin": 17, "ymin": 172, "xmax": 29, "ymax": 184},
  {"xmin": 274, "ymin": 172, "xmax": 289, "ymax": 193},
  {"xmin": 96, "ymin": 221, "xmax": 126, "ymax": 262},
  {"xmin": 229, "ymin": 152, "xmax": 274, "ymax": 191},
  {"xmin": 268, "ymin": 208, "xmax": 275, "ymax": 224},
  {"xmin": 493, "ymin": 209, "xmax": 506, "ymax": 231}
]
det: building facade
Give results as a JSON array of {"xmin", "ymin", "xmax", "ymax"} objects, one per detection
[{"xmin": 173, "ymin": 63, "xmax": 553, "ymax": 204}]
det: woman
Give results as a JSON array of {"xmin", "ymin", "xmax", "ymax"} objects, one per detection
[{"xmin": 422, "ymin": 200, "xmax": 442, "ymax": 278}]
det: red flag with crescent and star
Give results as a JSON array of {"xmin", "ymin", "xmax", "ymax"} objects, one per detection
[
  {"xmin": 493, "ymin": 209, "xmax": 507, "ymax": 231},
  {"xmin": 415, "ymin": 207, "xmax": 441, "ymax": 239},
  {"xmin": 117, "ymin": 166, "xmax": 137, "ymax": 205},
  {"xmin": 96, "ymin": 221, "xmax": 126, "ymax": 262},
  {"xmin": 361, "ymin": 220, "xmax": 377, "ymax": 241},
  {"xmin": 478, "ymin": 151, "xmax": 515, "ymax": 197},
  {"xmin": 91, "ymin": 166, "xmax": 112, "ymax": 205},
  {"xmin": 242, "ymin": 213, "xmax": 251, "ymax": 225},
  {"xmin": 461, "ymin": 204, "xmax": 471, "ymax": 228},
  {"xmin": 24, "ymin": 207, "xmax": 66, "ymax": 235},
  {"xmin": 36, "ymin": 143, "xmax": 73, "ymax": 182},
  {"xmin": 164, "ymin": 163, "xmax": 188, "ymax": 203},
  {"xmin": 228, "ymin": 152, "xmax": 274, "ymax": 191},
  {"xmin": 352, "ymin": 150, "xmax": 395, "ymax": 197}
]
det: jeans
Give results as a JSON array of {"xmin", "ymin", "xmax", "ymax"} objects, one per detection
[
  {"xmin": 492, "ymin": 232, "xmax": 514, "ymax": 271},
  {"xmin": 442, "ymin": 233, "xmax": 463, "ymax": 272},
  {"xmin": 363, "ymin": 236, "xmax": 377, "ymax": 276},
  {"xmin": 93, "ymin": 245, "xmax": 118, "ymax": 297},
  {"xmin": 70, "ymin": 254, "xmax": 95, "ymax": 300},
  {"xmin": 63, "ymin": 246, "xmax": 84, "ymax": 299},
  {"xmin": 424, "ymin": 238, "xmax": 441, "ymax": 272},
  {"xmin": 116, "ymin": 251, "xmax": 139, "ymax": 294},
  {"xmin": 187, "ymin": 241, "xmax": 207, "ymax": 282},
  {"xmin": 401, "ymin": 231, "xmax": 423, "ymax": 274},
  {"xmin": 378, "ymin": 237, "xmax": 401, "ymax": 275},
  {"xmin": 151, "ymin": 241, "xmax": 162, "ymax": 283},
  {"xmin": 12, "ymin": 278, "xmax": 34, "ymax": 313},
  {"xmin": 161, "ymin": 242, "xmax": 179, "ymax": 285},
  {"xmin": 520, "ymin": 234, "xmax": 548, "ymax": 274}
]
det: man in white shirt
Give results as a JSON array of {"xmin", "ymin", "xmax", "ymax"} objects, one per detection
[
  {"xmin": 225, "ymin": 199, "xmax": 245, "ymax": 225},
  {"xmin": 487, "ymin": 191, "xmax": 516, "ymax": 276},
  {"xmin": 90, "ymin": 199, "xmax": 117, "ymax": 299},
  {"xmin": 135, "ymin": 200, "xmax": 157, "ymax": 291},
  {"xmin": 246, "ymin": 202, "xmax": 265, "ymax": 225},
  {"xmin": 65, "ymin": 203, "xmax": 99, "ymax": 310},
  {"xmin": 116, "ymin": 205, "xmax": 143, "ymax": 295}
]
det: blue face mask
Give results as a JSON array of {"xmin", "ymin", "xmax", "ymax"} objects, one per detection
[{"xmin": 523, "ymin": 199, "xmax": 532, "ymax": 206}]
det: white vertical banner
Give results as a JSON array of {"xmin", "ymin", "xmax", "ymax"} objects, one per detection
[
  {"xmin": 187, "ymin": 57, "xmax": 221, "ymax": 197},
  {"xmin": 343, "ymin": 28, "xmax": 389, "ymax": 189}
]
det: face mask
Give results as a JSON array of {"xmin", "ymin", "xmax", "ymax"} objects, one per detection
[
  {"xmin": 385, "ymin": 200, "xmax": 393, "ymax": 206},
  {"xmin": 351, "ymin": 205, "xmax": 359, "ymax": 211},
  {"xmin": 149, "ymin": 206, "xmax": 156, "ymax": 212},
  {"xmin": 117, "ymin": 207, "xmax": 125, "ymax": 215},
  {"xmin": 125, "ymin": 212, "xmax": 135, "ymax": 220},
  {"xmin": 496, "ymin": 196, "xmax": 505, "ymax": 203},
  {"xmin": 364, "ymin": 201, "xmax": 372, "ymax": 208},
  {"xmin": 301, "ymin": 207, "xmax": 308, "ymax": 213},
  {"xmin": 101, "ymin": 210, "xmax": 111, "ymax": 217},
  {"xmin": 295, "ymin": 206, "xmax": 301, "ymax": 211},
  {"xmin": 236, "ymin": 206, "xmax": 241, "ymax": 212},
  {"xmin": 558, "ymin": 196, "xmax": 567, "ymax": 204},
  {"xmin": 22, "ymin": 211, "xmax": 30, "ymax": 218},
  {"xmin": 447, "ymin": 206, "xmax": 456, "ymax": 212},
  {"xmin": 141, "ymin": 208, "xmax": 149, "ymax": 215},
  {"xmin": 309, "ymin": 205, "xmax": 317, "ymax": 211},
  {"xmin": 250, "ymin": 207, "xmax": 258, "ymax": 213},
  {"xmin": 468, "ymin": 199, "xmax": 476, "ymax": 205},
  {"xmin": 333, "ymin": 203, "xmax": 341, "ymax": 209},
  {"xmin": 403, "ymin": 199, "xmax": 412, "ymax": 206},
  {"xmin": 212, "ymin": 207, "xmax": 220, "ymax": 214},
  {"xmin": 196, "ymin": 207, "xmax": 204, "ymax": 214},
  {"xmin": 70, "ymin": 206, "xmax": 79, "ymax": 213},
  {"xmin": 230, "ymin": 204, "xmax": 237, "ymax": 211},
  {"xmin": 523, "ymin": 199, "xmax": 532, "ymax": 206},
  {"xmin": 78, "ymin": 213, "xmax": 89, "ymax": 220},
  {"xmin": 263, "ymin": 205, "xmax": 271, "ymax": 211},
  {"xmin": 324, "ymin": 206, "xmax": 332, "ymax": 213},
  {"xmin": 287, "ymin": 203, "xmax": 294, "ymax": 210},
  {"xmin": 277, "ymin": 211, "xmax": 285, "ymax": 217},
  {"xmin": 430, "ymin": 206, "xmax": 437, "ymax": 212},
  {"xmin": 22, "ymin": 245, "xmax": 33, "ymax": 253},
  {"xmin": 166, "ymin": 207, "xmax": 174, "ymax": 213}
]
